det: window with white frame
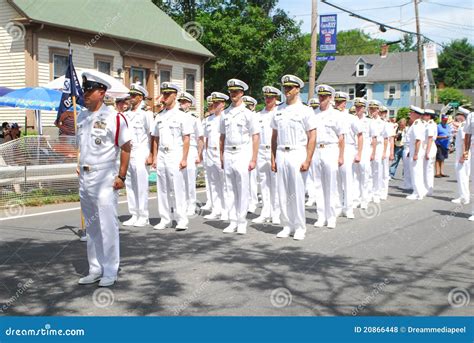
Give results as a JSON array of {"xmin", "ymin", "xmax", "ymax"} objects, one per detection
[
  {"xmin": 389, "ymin": 109, "xmax": 396, "ymax": 117},
  {"xmin": 97, "ymin": 60, "xmax": 111, "ymax": 75},
  {"xmin": 53, "ymin": 54, "xmax": 68, "ymax": 79},
  {"xmin": 184, "ymin": 69, "xmax": 196, "ymax": 97},
  {"xmin": 348, "ymin": 87, "xmax": 355, "ymax": 100},
  {"xmin": 357, "ymin": 63, "xmax": 365, "ymax": 77},
  {"xmin": 389, "ymin": 84, "xmax": 396, "ymax": 97}
]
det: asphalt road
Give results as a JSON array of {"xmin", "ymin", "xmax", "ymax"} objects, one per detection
[{"xmin": 0, "ymin": 159, "xmax": 472, "ymax": 316}]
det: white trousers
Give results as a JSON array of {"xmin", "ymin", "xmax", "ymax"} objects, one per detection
[
  {"xmin": 381, "ymin": 154, "xmax": 390, "ymax": 198},
  {"xmin": 371, "ymin": 143, "xmax": 384, "ymax": 199},
  {"xmin": 276, "ymin": 148, "xmax": 307, "ymax": 231},
  {"xmin": 205, "ymin": 147, "xmax": 226, "ymax": 214},
  {"xmin": 353, "ymin": 145, "xmax": 371, "ymax": 206},
  {"xmin": 471, "ymin": 146, "xmax": 474, "ymax": 215},
  {"xmin": 156, "ymin": 150, "xmax": 188, "ymax": 225},
  {"xmin": 258, "ymin": 148, "xmax": 280, "ymax": 221},
  {"xmin": 337, "ymin": 144, "xmax": 356, "ymax": 212},
  {"xmin": 455, "ymin": 153, "xmax": 471, "ymax": 202},
  {"xmin": 203, "ymin": 153, "xmax": 212, "ymax": 206},
  {"xmin": 410, "ymin": 155, "xmax": 427, "ymax": 198},
  {"xmin": 223, "ymin": 147, "xmax": 251, "ymax": 225},
  {"xmin": 80, "ymin": 167, "xmax": 119, "ymax": 278},
  {"xmin": 306, "ymin": 157, "xmax": 317, "ymax": 201},
  {"xmin": 125, "ymin": 149, "xmax": 149, "ymax": 218},
  {"xmin": 315, "ymin": 145, "xmax": 339, "ymax": 223},
  {"xmin": 423, "ymin": 146, "xmax": 437, "ymax": 195},
  {"xmin": 184, "ymin": 146, "xmax": 198, "ymax": 212},
  {"xmin": 249, "ymin": 168, "xmax": 259, "ymax": 207},
  {"xmin": 402, "ymin": 148, "xmax": 412, "ymax": 190}
]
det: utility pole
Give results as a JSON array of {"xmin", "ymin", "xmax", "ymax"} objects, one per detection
[
  {"xmin": 414, "ymin": 0, "xmax": 425, "ymax": 107},
  {"xmin": 308, "ymin": 0, "xmax": 318, "ymax": 99}
]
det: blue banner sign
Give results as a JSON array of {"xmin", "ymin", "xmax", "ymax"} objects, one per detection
[
  {"xmin": 316, "ymin": 55, "xmax": 336, "ymax": 61},
  {"xmin": 319, "ymin": 14, "xmax": 338, "ymax": 53}
]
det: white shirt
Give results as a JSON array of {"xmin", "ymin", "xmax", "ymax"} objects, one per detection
[
  {"xmin": 257, "ymin": 107, "xmax": 277, "ymax": 146},
  {"xmin": 314, "ymin": 106, "xmax": 346, "ymax": 145},
  {"xmin": 270, "ymin": 101, "xmax": 317, "ymax": 146},
  {"xmin": 464, "ymin": 113, "xmax": 473, "ymax": 145},
  {"xmin": 183, "ymin": 111, "xmax": 204, "ymax": 147},
  {"xmin": 407, "ymin": 118, "xmax": 426, "ymax": 155},
  {"xmin": 220, "ymin": 103, "xmax": 258, "ymax": 146},
  {"xmin": 77, "ymin": 103, "xmax": 131, "ymax": 166},
  {"xmin": 124, "ymin": 108, "xmax": 153, "ymax": 151},
  {"xmin": 204, "ymin": 113, "xmax": 222, "ymax": 148},
  {"xmin": 151, "ymin": 104, "xmax": 193, "ymax": 149},
  {"xmin": 369, "ymin": 117, "xmax": 387, "ymax": 144},
  {"xmin": 455, "ymin": 121, "xmax": 468, "ymax": 158},
  {"xmin": 340, "ymin": 110, "xmax": 362, "ymax": 146},
  {"xmin": 357, "ymin": 116, "xmax": 371, "ymax": 150}
]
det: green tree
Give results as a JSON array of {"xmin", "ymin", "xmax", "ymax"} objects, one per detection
[
  {"xmin": 433, "ymin": 39, "xmax": 474, "ymax": 89},
  {"xmin": 396, "ymin": 107, "xmax": 410, "ymax": 122},
  {"xmin": 437, "ymin": 87, "xmax": 469, "ymax": 105}
]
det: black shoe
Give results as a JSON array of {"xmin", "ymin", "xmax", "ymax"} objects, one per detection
[{"xmin": 441, "ymin": 174, "xmax": 449, "ymax": 177}]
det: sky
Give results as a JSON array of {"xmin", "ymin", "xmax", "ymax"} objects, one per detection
[{"xmin": 278, "ymin": 0, "xmax": 474, "ymax": 47}]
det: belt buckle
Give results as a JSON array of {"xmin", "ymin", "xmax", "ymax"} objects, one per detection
[
  {"xmin": 83, "ymin": 165, "xmax": 90, "ymax": 172},
  {"xmin": 164, "ymin": 146, "xmax": 169, "ymax": 152},
  {"xmin": 284, "ymin": 146, "xmax": 290, "ymax": 151},
  {"xmin": 231, "ymin": 146, "xmax": 237, "ymax": 150},
  {"xmin": 320, "ymin": 144, "xmax": 325, "ymax": 148},
  {"xmin": 265, "ymin": 145, "xmax": 270, "ymax": 149}
]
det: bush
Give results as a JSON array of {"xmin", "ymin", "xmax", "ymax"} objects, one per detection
[{"xmin": 396, "ymin": 107, "xmax": 410, "ymax": 122}]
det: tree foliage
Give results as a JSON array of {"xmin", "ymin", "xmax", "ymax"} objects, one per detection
[
  {"xmin": 433, "ymin": 39, "xmax": 474, "ymax": 89},
  {"xmin": 437, "ymin": 87, "xmax": 470, "ymax": 105}
]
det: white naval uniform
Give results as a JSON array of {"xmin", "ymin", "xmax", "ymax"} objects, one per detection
[
  {"xmin": 124, "ymin": 108, "xmax": 153, "ymax": 220},
  {"xmin": 407, "ymin": 118, "xmax": 427, "ymax": 198},
  {"xmin": 423, "ymin": 119, "xmax": 438, "ymax": 195},
  {"xmin": 464, "ymin": 113, "xmax": 474, "ymax": 217},
  {"xmin": 454, "ymin": 122, "xmax": 471, "ymax": 202},
  {"xmin": 183, "ymin": 111, "xmax": 204, "ymax": 214},
  {"xmin": 257, "ymin": 107, "xmax": 280, "ymax": 222},
  {"xmin": 369, "ymin": 117, "xmax": 388, "ymax": 202},
  {"xmin": 204, "ymin": 113, "xmax": 227, "ymax": 216},
  {"xmin": 381, "ymin": 121, "xmax": 395, "ymax": 199},
  {"xmin": 313, "ymin": 107, "xmax": 346, "ymax": 225},
  {"xmin": 271, "ymin": 101, "xmax": 316, "ymax": 233},
  {"xmin": 337, "ymin": 109, "xmax": 361, "ymax": 215},
  {"xmin": 220, "ymin": 103, "xmax": 259, "ymax": 228},
  {"xmin": 402, "ymin": 126, "xmax": 412, "ymax": 190},
  {"xmin": 77, "ymin": 103, "xmax": 131, "ymax": 278},
  {"xmin": 202, "ymin": 115, "xmax": 212, "ymax": 207},
  {"xmin": 306, "ymin": 107, "xmax": 321, "ymax": 204},
  {"xmin": 352, "ymin": 115, "xmax": 370, "ymax": 208},
  {"xmin": 151, "ymin": 104, "xmax": 193, "ymax": 226}
]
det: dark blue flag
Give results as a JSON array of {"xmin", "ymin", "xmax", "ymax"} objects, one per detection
[{"xmin": 56, "ymin": 44, "xmax": 84, "ymax": 121}]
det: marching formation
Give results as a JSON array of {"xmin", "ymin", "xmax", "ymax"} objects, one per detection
[{"xmin": 76, "ymin": 71, "xmax": 474, "ymax": 287}]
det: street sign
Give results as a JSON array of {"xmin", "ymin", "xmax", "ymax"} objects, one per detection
[
  {"xmin": 316, "ymin": 56, "xmax": 335, "ymax": 61},
  {"xmin": 449, "ymin": 101, "xmax": 460, "ymax": 108}
]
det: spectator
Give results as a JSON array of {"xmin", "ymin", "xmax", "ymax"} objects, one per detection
[
  {"xmin": 435, "ymin": 114, "xmax": 452, "ymax": 177},
  {"xmin": 4, "ymin": 123, "xmax": 21, "ymax": 142},
  {"xmin": 115, "ymin": 96, "xmax": 130, "ymax": 113},
  {"xmin": 55, "ymin": 111, "xmax": 76, "ymax": 136},
  {"xmin": 0, "ymin": 122, "xmax": 10, "ymax": 143},
  {"xmin": 390, "ymin": 118, "xmax": 407, "ymax": 178}
]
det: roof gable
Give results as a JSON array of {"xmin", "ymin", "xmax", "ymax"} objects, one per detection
[
  {"xmin": 317, "ymin": 51, "xmax": 418, "ymax": 84},
  {"xmin": 9, "ymin": 0, "xmax": 214, "ymax": 58}
]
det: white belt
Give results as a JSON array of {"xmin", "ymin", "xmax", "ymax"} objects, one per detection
[
  {"xmin": 277, "ymin": 145, "xmax": 305, "ymax": 151},
  {"xmin": 159, "ymin": 145, "xmax": 181, "ymax": 153},
  {"xmin": 317, "ymin": 143, "xmax": 338, "ymax": 148},
  {"xmin": 207, "ymin": 146, "xmax": 219, "ymax": 151},
  {"xmin": 260, "ymin": 144, "xmax": 271, "ymax": 149},
  {"xmin": 80, "ymin": 161, "xmax": 116, "ymax": 172}
]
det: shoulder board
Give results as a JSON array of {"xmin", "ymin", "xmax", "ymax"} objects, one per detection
[
  {"xmin": 429, "ymin": 119, "xmax": 434, "ymax": 124},
  {"xmin": 414, "ymin": 119, "xmax": 419, "ymax": 125}
]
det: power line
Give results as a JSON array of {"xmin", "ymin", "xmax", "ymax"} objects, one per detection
[{"xmin": 422, "ymin": 0, "xmax": 474, "ymax": 11}]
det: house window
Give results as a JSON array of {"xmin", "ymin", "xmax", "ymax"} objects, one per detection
[
  {"xmin": 357, "ymin": 63, "xmax": 365, "ymax": 77},
  {"xmin": 389, "ymin": 109, "xmax": 396, "ymax": 117},
  {"xmin": 53, "ymin": 54, "xmax": 68, "ymax": 79},
  {"xmin": 130, "ymin": 67, "xmax": 146, "ymax": 86},
  {"xmin": 94, "ymin": 54, "xmax": 113, "ymax": 76},
  {"xmin": 160, "ymin": 69, "xmax": 171, "ymax": 83},
  {"xmin": 184, "ymin": 69, "xmax": 196, "ymax": 97},
  {"xmin": 98, "ymin": 61, "xmax": 111, "ymax": 75},
  {"xmin": 348, "ymin": 87, "xmax": 355, "ymax": 100},
  {"xmin": 389, "ymin": 85, "xmax": 396, "ymax": 97}
]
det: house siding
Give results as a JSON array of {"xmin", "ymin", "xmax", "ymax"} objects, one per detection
[
  {"xmin": 0, "ymin": 0, "xmax": 26, "ymax": 124},
  {"xmin": 372, "ymin": 82, "xmax": 412, "ymax": 112}
]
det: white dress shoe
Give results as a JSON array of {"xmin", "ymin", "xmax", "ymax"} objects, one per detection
[
  {"xmin": 373, "ymin": 197, "xmax": 380, "ymax": 204},
  {"xmin": 451, "ymin": 198, "xmax": 470, "ymax": 205},
  {"xmin": 305, "ymin": 198, "xmax": 315, "ymax": 206},
  {"xmin": 175, "ymin": 221, "xmax": 188, "ymax": 231},
  {"xmin": 468, "ymin": 215, "xmax": 474, "ymax": 221},
  {"xmin": 237, "ymin": 223, "xmax": 247, "ymax": 234},
  {"xmin": 314, "ymin": 219, "xmax": 326, "ymax": 228},
  {"xmin": 406, "ymin": 194, "xmax": 421, "ymax": 200},
  {"xmin": 327, "ymin": 219, "xmax": 336, "ymax": 229},
  {"xmin": 186, "ymin": 209, "xmax": 196, "ymax": 216},
  {"xmin": 272, "ymin": 218, "xmax": 281, "ymax": 225},
  {"xmin": 252, "ymin": 216, "xmax": 269, "ymax": 224},
  {"xmin": 360, "ymin": 202, "xmax": 368, "ymax": 209},
  {"xmin": 78, "ymin": 274, "xmax": 101, "ymax": 285},
  {"xmin": 123, "ymin": 215, "xmax": 138, "ymax": 226},
  {"xmin": 220, "ymin": 213, "xmax": 229, "ymax": 221},
  {"xmin": 223, "ymin": 223, "xmax": 237, "ymax": 233},
  {"xmin": 153, "ymin": 221, "xmax": 171, "ymax": 230},
  {"xmin": 133, "ymin": 217, "xmax": 149, "ymax": 227},
  {"xmin": 247, "ymin": 205, "xmax": 257, "ymax": 213},
  {"xmin": 98, "ymin": 276, "xmax": 117, "ymax": 287},
  {"xmin": 276, "ymin": 226, "xmax": 292, "ymax": 238},
  {"xmin": 201, "ymin": 203, "xmax": 212, "ymax": 211},
  {"xmin": 293, "ymin": 228, "xmax": 306, "ymax": 240},
  {"xmin": 346, "ymin": 211, "xmax": 355, "ymax": 219},
  {"xmin": 204, "ymin": 212, "xmax": 220, "ymax": 220}
]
